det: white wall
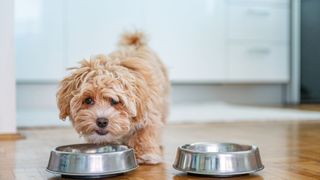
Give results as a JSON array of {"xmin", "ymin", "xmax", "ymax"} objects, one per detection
[
  {"xmin": 0, "ymin": 0, "xmax": 16, "ymax": 133},
  {"xmin": 15, "ymin": 0, "xmax": 65, "ymax": 81}
]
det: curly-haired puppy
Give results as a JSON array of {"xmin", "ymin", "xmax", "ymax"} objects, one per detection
[{"xmin": 56, "ymin": 31, "xmax": 170, "ymax": 164}]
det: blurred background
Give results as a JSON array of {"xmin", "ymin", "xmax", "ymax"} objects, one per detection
[{"xmin": 1, "ymin": 0, "xmax": 320, "ymax": 131}]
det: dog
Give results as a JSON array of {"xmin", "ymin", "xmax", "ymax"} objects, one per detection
[{"xmin": 56, "ymin": 31, "xmax": 170, "ymax": 164}]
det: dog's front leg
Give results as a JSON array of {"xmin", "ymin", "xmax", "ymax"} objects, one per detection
[{"xmin": 128, "ymin": 125, "xmax": 162, "ymax": 164}]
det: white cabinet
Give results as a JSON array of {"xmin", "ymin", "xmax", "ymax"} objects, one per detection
[
  {"xmin": 66, "ymin": 0, "xmax": 227, "ymax": 82},
  {"xmin": 143, "ymin": 0, "xmax": 226, "ymax": 82},
  {"xmin": 15, "ymin": 0, "xmax": 290, "ymax": 83},
  {"xmin": 227, "ymin": 42, "xmax": 289, "ymax": 82},
  {"xmin": 227, "ymin": 5, "xmax": 289, "ymax": 41},
  {"xmin": 225, "ymin": 0, "xmax": 289, "ymax": 82}
]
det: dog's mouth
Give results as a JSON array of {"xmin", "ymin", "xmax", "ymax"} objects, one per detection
[{"xmin": 95, "ymin": 129, "xmax": 108, "ymax": 136}]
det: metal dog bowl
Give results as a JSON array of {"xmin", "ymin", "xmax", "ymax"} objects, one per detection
[
  {"xmin": 173, "ymin": 142, "xmax": 264, "ymax": 177},
  {"xmin": 47, "ymin": 144, "xmax": 138, "ymax": 178}
]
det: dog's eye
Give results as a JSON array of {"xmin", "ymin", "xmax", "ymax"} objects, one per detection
[
  {"xmin": 84, "ymin": 97, "xmax": 94, "ymax": 105},
  {"xmin": 111, "ymin": 98, "xmax": 119, "ymax": 106}
]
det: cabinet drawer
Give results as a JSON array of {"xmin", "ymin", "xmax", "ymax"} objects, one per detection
[
  {"xmin": 227, "ymin": 42, "xmax": 289, "ymax": 82},
  {"xmin": 227, "ymin": 5, "xmax": 289, "ymax": 41},
  {"xmin": 227, "ymin": 0, "xmax": 289, "ymax": 6}
]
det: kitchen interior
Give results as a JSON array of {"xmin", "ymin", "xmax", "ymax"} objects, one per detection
[{"xmin": 0, "ymin": 0, "xmax": 320, "ymax": 179}]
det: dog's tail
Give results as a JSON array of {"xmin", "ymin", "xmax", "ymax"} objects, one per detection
[{"xmin": 119, "ymin": 31, "xmax": 148, "ymax": 48}]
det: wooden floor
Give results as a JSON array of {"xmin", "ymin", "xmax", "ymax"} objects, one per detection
[{"xmin": 1, "ymin": 120, "xmax": 320, "ymax": 180}]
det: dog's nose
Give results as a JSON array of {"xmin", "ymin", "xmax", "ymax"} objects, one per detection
[{"xmin": 96, "ymin": 118, "xmax": 108, "ymax": 128}]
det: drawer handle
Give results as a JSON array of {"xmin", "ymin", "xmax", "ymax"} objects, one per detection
[
  {"xmin": 247, "ymin": 48, "xmax": 271, "ymax": 54},
  {"xmin": 247, "ymin": 9, "xmax": 270, "ymax": 17}
]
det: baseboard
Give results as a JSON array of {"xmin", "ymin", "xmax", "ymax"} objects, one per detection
[{"xmin": 0, "ymin": 133, "xmax": 25, "ymax": 140}]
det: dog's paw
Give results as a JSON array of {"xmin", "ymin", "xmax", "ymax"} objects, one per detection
[{"xmin": 137, "ymin": 153, "xmax": 163, "ymax": 164}]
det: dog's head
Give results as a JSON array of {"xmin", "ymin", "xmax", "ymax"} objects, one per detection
[{"xmin": 57, "ymin": 55, "xmax": 148, "ymax": 144}]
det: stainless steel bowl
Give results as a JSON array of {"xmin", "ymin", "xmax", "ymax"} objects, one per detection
[
  {"xmin": 47, "ymin": 144, "xmax": 138, "ymax": 178},
  {"xmin": 173, "ymin": 142, "xmax": 264, "ymax": 177}
]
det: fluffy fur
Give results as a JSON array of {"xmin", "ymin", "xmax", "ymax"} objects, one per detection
[{"xmin": 56, "ymin": 31, "xmax": 170, "ymax": 164}]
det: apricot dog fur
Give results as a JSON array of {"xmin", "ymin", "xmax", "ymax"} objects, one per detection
[{"xmin": 56, "ymin": 31, "xmax": 169, "ymax": 164}]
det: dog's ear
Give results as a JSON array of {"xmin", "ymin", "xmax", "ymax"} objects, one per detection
[
  {"xmin": 56, "ymin": 74, "xmax": 78, "ymax": 120},
  {"xmin": 57, "ymin": 61, "xmax": 92, "ymax": 120},
  {"xmin": 120, "ymin": 58, "xmax": 150, "ymax": 124}
]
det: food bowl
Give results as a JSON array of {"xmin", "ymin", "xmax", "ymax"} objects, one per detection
[
  {"xmin": 173, "ymin": 142, "xmax": 264, "ymax": 177},
  {"xmin": 46, "ymin": 144, "xmax": 138, "ymax": 178}
]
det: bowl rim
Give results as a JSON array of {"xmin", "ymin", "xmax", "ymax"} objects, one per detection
[
  {"xmin": 172, "ymin": 164, "xmax": 264, "ymax": 176},
  {"xmin": 178, "ymin": 142, "xmax": 258, "ymax": 155},
  {"xmin": 51, "ymin": 143, "xmax": 133, "ymax": 155},
  {"xmin": 46, "ymin": 165, "xmax": 139, "ymax": 176}
]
